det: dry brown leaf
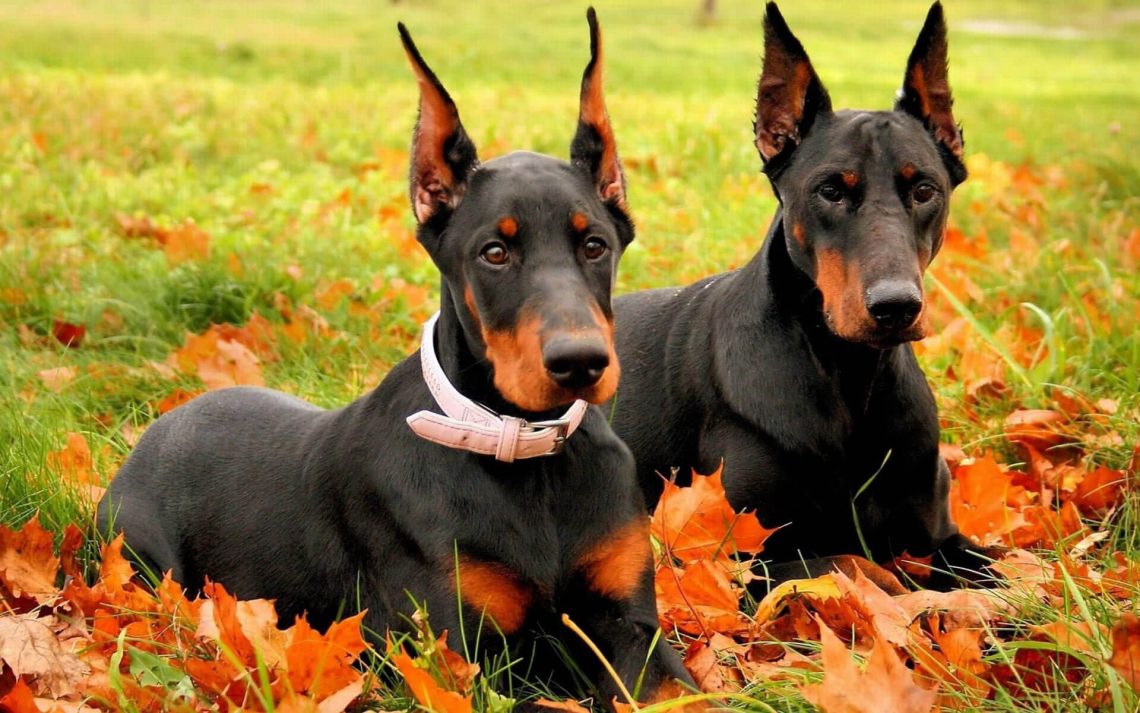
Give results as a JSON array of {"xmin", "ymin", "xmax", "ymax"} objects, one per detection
[
  {"xmin": 893, "ymin": 588, "xmax": 1008, "ymax": 633},
  {"xmin": 1030, "ymin": 620, "xmax": 1108, "ymax": 655},
  {"xmin": 831, "ymin": 569, "xmax": 911, "ymax": 647},
  {"xmin": 0, "ymin": 614, "xmax": 91, "ymax": 698},
  {"xmin": 37, "ymin": 366, "xmax": 77, "ymax": 393},
  {"xmin": 799, "ymin": 623, "xmax": 935, "ymax": 713},
  {"xmin": 1003, "ymin": 409, "xmax": 1074, "ymax": 451}
]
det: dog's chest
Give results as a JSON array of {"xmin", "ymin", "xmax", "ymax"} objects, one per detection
[{"xmin": 448, "ymin": 456, "xmax": 644, "ymax": 632}]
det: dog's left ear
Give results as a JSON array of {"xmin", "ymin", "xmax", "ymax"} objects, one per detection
[
  {"xmin": 570, "ymin": 8, "xmax": 627, "ymax": 211},
  {"xmin": 399, "ymin": 23, "xmax": 480, "ymax": 226},
  {"xmin": 896, "ymin": 2, "xmax": 967, "ymax": 185}
]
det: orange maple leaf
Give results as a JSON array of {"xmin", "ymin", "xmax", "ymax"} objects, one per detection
[
  {"xmin": 655, "ymin": 559, "xmax": 749, "ymax": 637},
  {"xmin": 650, "ymin": 464, "xmax": 776, "ymax": 563},
  {"xmin": 948, "ymin": 455, "xmax": 1028, "ymax": 546},
  {"xmin": 170, "ymin": 327, "xmax": 264, "ymax": 390},
  {"xmin": 0, "ymin": 516, "xmax": 64, "ymax": 607},
  {"xmin": 799, "ymin": 622, "xmax": 935, "ymax": 713},
  {"xmin": 1070, "ymin": 465, "xmax": 1126, "ymax": 514},
  {"xmin": 390, "ymin": 645, "xmax": 473, "ymax": 713},
  {"xmin": 285, "ymin": 612, "xmax": 368, "ymax": 698},
  {"xmin": 163, "ymin": 220, "xmax": 211, "ymax": 265},
  {"xmin": 46, "ymin": 432, "xmax": 103, "ymax": 501}
]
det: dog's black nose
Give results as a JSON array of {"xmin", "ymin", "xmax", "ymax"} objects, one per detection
[
  {"xmin": 543, "ymin": 337, "xmax": 609, "ymax": 389},
  {"xmin": 866, "ymin": 281, "xmax": 923, "ymax": 330}
]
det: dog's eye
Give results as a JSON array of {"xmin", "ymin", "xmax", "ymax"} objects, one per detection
[
  {"xmin": 480, "ymin": 243, "xmax": 510, "ymax": 266},
  {"xmin": 582, "ymin": 237, "xmax": 609, "ymax": 261},
  {"xmin": 912, "ymin": 183, "xmax": 938, "ymax": 205},
  {"xmin": 817, "ymin": 183, "xmax": 844, "ymax": 203}
]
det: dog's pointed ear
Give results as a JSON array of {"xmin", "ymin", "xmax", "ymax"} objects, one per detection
[
  {"xmin": 399, "ymin": 23, "xmax": 479, "ymax": 225},
  {"xmin": 896, "ymin": 2, "xmax": 966, "ymax": 184},
  {"xmin": 570, "ymin": 8, "xmax": 626, "ymax": 211},
  {"xmin": 754, "ymin": 2, "xmax": 832, "ymax": 166}
]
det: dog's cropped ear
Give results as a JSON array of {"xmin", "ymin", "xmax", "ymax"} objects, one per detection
[
  {"xmin": 896, "ymin": 2, "xmax": 967, "ymax": 185},
  {"xmin": 570, "ymin": 8, "xmax": 627, "ymax": 211},
  {"xmin": 754, "ymin": 2, "xmax": 832, "ymax": 167},
  {"xmin": 399, "ymin": 23, "xmax": 479, "ymax": 225}
]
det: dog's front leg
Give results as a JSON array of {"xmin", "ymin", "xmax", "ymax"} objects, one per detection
[{"xmin": 566, "ymin": 539, "xmax": 703, "ymax": 711}]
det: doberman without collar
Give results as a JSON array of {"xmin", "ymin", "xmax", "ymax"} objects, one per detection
[
  {"xmin": 98, "ymin": 10, "xmax": 696, "ymax": 708},
  {"xmin": 610, "ymin": 2, "xmax": 998, "ymax": 590}
]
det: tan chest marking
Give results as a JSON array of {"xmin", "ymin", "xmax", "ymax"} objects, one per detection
[{"xmin": 576, "ymin": 519, "xmax": 652, "ymax": 600}]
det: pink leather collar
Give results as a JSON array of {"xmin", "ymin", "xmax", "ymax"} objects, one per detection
[{"xmin": 406, "ymin": 312, "xmax": 589, "ymax": 463}]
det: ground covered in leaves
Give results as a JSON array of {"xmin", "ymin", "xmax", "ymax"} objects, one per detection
[{"xmin": 2, "ymin": 1, "xmax": 1139, "ymax": 711}]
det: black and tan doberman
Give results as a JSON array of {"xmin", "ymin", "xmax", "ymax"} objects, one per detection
[
  {"xmin": 611, "ymin": 2, "xmax": 995, "ymax": 590},
  {"xmin": 98, "ymin": 10, "xmax": 696, "ymax": 708}
]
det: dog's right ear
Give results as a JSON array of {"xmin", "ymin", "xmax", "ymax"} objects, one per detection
[
  {"xmin": 399, "ymin": 23, "xmax": 479, "ymax": 226},
  {"xmin": 754, "ymin": 2, "xmax": 832, "ymax": 168}
]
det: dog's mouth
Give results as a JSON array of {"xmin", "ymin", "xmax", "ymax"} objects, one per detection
[
  {"xmin": 482, "ymin": 320, "xmax": 620, "ymax": 413},
  {"xmin": 823, "ymin": 305, "xmax": 928, "ymax": 348}
]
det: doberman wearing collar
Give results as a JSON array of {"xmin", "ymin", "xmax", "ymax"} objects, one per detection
[
  {"xmin": 98, "ymin": 10, "xmax": 695, "ymax": 707},
  {"xmin": 610, "ymin": 2, "xmax": 994, "ymax": 590}
]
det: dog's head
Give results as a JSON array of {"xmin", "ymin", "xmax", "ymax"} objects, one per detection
[
  {"xmin": 399, "ymin": 9, "xmax": 631, "ymax": 413},
  {"xmin": 755, "ymin": 2, "xmax": 966, "ymax": 347}
]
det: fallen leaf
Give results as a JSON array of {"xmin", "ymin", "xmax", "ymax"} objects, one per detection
[
  {"xmin": 51, "ymin": 320, "xmax": 85, "ymax": 348},
  {"xmin": 683, "ymin": 639, "xmax": 740, "ymax": 693},
  {"xmin": 799, "ymin": 621, "xmax": 935, "ymax": 713},
  {"xmin": 390, "ymin": 647, "xmax": 473, "ymax": 713},
  {"xmin": 285, "ymin": 612, "xmax": 368, "ymax": 698},
  {"xmin": 0, "ymin": 516, "xmax": 62, "ymax": 607},
  {"xmin": 1070, "ymin": 466, "xmax": 1125, "ymax": 514},
  {"xmin": 1004, "ymin": 409, "xmax": 1073, "ymax": 451},
  {"xmin": 948, "ymin": 455, "xmax": 1028, "ymax": 546},
  {"xmin": 157, "ymin": 387, "xmax": 202, "ymax": 414},
  {"xmin": 753, "ymin": 574, "xmax": 842, "ymax": 624},
  {"xmin": 1030, "ymin": 620, "xmax": 1108, "ymax": 655},
  {"xmin": 534, "ymin": 698, "xmax": 591, "ymax": 711},
  {"xmin": 1109, "ymin": 613, "xmax": 1140, "ymax": 690},
  {"xmin": 163, "ymin": 221, "xmax": 211, "ymax": 265},
  {"xmin": 37, "ymin": 366, "xmax": 77, "ymax": 393},
  {"xmin": 169, "ymin": 328, "xmax": 263, "ymax": 390},
  {"xmin": 651, "ymin": 464, "xmax": 776, "ymax": 563},
  {"xmin": 0, "ymin": 614, "xmax": 91, "ymax": 698},
  {"xmin": 655, "ymin": 559, "xmax": 748, "ymax": 636},
  {"xmin": 46, "ymin": 432, "xmax": 98, "ymax": 490},
  {"xmin": 0, "ymin": 678, "xmax": 42, "ymax": 713}
]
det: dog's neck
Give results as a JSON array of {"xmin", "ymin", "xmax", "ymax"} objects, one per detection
[
  {"xmin": 433, "ymin": 283, "xmax": 564, "ymax": 420},
  {"xmin": 739, "ymin": 210, "xmax": 892, "ymax": 411}
]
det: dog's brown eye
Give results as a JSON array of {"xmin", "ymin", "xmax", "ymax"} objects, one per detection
[
  {"xmin": 582, "ymin": 237, "xmax": 609, "ymax": 261},
  {"xmin": 480, "ymin": 243, "xmax": 509, "ymax": 266},
  {"xmin": 817, "ymin": 183, "xmax": 844, "ymax": 203},
  {"xmin": 912, "ymin": 183, "xmax": 938, "ymax": 204}
]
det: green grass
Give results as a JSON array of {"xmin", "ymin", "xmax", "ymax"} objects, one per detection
[{"xmin": 2, "ymin": 0, "xmax": 1139, "ymax": 710}]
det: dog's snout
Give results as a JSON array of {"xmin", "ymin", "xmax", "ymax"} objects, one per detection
[
  {"xmin": 865, "ymin": 280, "xmax": 923, "ymax": 330},
  {"xmin": 543, "ymin": 336, "xmax": 610, "ymax": 389}
]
